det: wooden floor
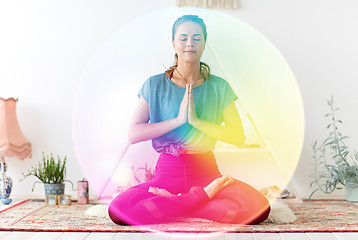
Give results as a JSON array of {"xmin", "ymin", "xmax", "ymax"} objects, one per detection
[{"xmin": 1, "ymin": 232, "xmax": 358, "ymax": 240}]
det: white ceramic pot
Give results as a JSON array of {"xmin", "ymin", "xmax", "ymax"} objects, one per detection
[{"xmin": 345, "ymin": 181, "xmax": 358, "ymax": 202}]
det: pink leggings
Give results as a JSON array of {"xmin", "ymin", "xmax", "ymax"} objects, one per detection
[{"xmin": 108, "ymin": 152, "xmax": 270, "ymax": 225}]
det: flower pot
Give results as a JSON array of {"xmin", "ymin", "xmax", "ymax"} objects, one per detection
[
  {"xmin": 44, "ymin": 183, "xmax": 65, "ymax": 196},
  {"xmin": 345, "ymin": 182, "xmax": 358, "ymax": 202}
]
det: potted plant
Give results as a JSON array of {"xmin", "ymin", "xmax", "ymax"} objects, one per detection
[
  {"xmin": 309, "ymin": 96, "xmax": 358, "ymax": 202},
  {"xmin": 20, "ymin": 152, "xmax": 75, "ymax": 196}
]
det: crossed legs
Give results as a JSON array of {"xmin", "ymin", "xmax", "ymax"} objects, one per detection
[{"xmin": 108, "ymin": 175, "xmax": 270, "ymax": 225}]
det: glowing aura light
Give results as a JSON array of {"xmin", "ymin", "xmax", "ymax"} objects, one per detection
[{"xmin": 73, "ymin": 7, "xmax": 304, "ymax": 233}]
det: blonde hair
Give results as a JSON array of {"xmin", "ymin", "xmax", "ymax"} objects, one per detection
[{"xmin": 165, "ymin": 15, "xmax": 211, "ymax": 80}]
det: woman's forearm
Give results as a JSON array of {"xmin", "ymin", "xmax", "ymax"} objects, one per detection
[
  {"xmin": 191, "ymin": 119, "xmax": 246, "ymax": 147},
  {"xmin": 128, "ymin": 118, "xmax": 181, "ymax": 144}
]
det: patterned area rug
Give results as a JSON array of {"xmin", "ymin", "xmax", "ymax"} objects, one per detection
[{"xmin": 0, "ymin": 199, "xmax": 357, "ymax": 233}]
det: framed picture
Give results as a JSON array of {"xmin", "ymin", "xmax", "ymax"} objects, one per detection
[
  {"xmin": 45, "ymin": 195, "xmax": 58, "ymax": 205},
  {"xmin": 58, "ymin": 194, "xmax": 71, "ymax": 205}
]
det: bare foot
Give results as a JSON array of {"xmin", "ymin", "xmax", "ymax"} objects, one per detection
[
  {"xmin": 148, "ymin": 187, "xmax": 176, "ymax": 197},
  {"xmin": 204, "ymin": 175, "xmax": 235, "ymax": 199}
]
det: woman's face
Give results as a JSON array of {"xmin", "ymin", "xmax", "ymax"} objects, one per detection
[{"xmin": 172, "ymin": 21, "xmax": 205, "ymax": 64}]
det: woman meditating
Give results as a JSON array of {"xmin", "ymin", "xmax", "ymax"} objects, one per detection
[{"xmin": 108, "ymin": 14, "xmax": 270, "ymax": 225}]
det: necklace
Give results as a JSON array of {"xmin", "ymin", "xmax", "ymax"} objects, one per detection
[{"xmin": 175, "ymin": 68, "xmax": 205, "ymax": 88}]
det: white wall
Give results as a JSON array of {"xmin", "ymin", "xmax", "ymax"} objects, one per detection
[{"xmin": 1, "ymin": 0, "xmax": 357, "ymax": 200}]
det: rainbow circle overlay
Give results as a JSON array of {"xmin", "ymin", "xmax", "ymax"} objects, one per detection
[{"xmin": 73, "ymin": 7, "xmax": 304, "ymax": 233}]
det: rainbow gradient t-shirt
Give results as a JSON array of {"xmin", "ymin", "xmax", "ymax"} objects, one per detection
[{"xmin": 137, "ymin": 72, "xmax": 238, "ymax": 156}]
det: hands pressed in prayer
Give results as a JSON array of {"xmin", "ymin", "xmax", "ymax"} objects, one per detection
[
  {"xmin": 176, "ymin": 83, "xmax": 199, "ymax": 127},
  {"xmin": 188, "ymin": 84, "xmax": 199, "ymax": 126},
  {"xmin": 176, "ymin": 84, "xmax": 189, "ymax": 125}
]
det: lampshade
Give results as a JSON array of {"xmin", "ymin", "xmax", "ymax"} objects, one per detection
[{"xmin": 0, "ymin": 97, "xmax": 32, "ymax": 160}]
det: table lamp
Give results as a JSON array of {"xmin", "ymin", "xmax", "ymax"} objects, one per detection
[{"xmin": 0, "ymin": 98, "xmax": 32, "ymax": 204}]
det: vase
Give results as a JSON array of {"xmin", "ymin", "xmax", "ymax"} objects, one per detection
[
  {"xmin": 0, "ymin": 161, "xmax": 12, "ymax": 199},
  {"xmin": 345, "ymin": 181, "xmax": 358, "ymax": 202},
  {"xmin": 44, "ymin": 183, "xmax": 65, "ymax": 196}
]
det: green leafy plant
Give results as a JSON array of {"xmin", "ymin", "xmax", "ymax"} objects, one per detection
[
  {"xmin": 20, "ymin": 152, "xmax": 74, "ymax": 191},
  {"xmin": 309, "ymin": 96, "xmax": 358, "ymax": 201}
]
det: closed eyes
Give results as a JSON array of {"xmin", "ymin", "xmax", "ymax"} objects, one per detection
[{"xmin": 180, "ymin": 38, "xmax": 201, "ymax": 41}]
